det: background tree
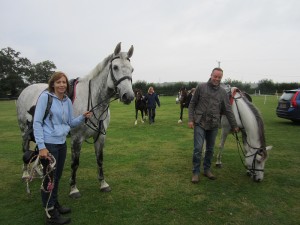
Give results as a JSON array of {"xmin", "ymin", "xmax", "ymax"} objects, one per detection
[
  {"xmin": 0, "ymin": 47, "xmax": 31, "ymax": 97},
  {"xmin": 257, "ymin": 79, "xmax": 275, "ymax": 94},
  {"xmin": 27, "ymin": 60, "xmax": 56, "ymax": 84},
  {"xmin": 0, "ymin": 47, "xmax": 57, "ymax": 97}
]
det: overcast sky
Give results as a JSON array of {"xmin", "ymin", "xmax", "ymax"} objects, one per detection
[{"xmin": 1, "ymin": 0, "xmax": 299, "ymax": 84}]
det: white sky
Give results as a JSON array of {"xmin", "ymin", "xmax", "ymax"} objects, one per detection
[{"xmin": 1, "ymin": 0, "xmax": 299, "ymax": 84}]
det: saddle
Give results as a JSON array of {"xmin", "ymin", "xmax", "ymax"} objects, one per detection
[{"xmin": 68, "ymin": 78, "xmax": 79, "ymax": 102}]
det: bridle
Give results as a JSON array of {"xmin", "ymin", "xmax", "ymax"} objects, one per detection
[
  {"xmin": 230, "ymin": 89, "xmax": 266, "ymax": 177},
  {"xmin": 24, "ymin": 153, "xmax": 56, "ymax": 195},
  {"xmin": 109, "ymin": 55, "xmax": 132, "ymax": 89},
  {"xmin": 233, "ymin": 132, "xmax": 265, "ymax": 178},
  {"xmin": 84, "ymin": 55, "xmax": 132, "ymax": 143}
]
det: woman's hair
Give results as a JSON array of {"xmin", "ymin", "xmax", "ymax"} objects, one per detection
[
  {"xmin": 48, "ymin": 71, "xmax": 70, "ymax": 94},
  {"xmin": 148, "ymin": 86, "xmax": 154, "ymax": 94}
]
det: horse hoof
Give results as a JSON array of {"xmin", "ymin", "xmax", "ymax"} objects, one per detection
[
  {"xmin": 100, "ymin": 186, "xmax": 111, "ymax": 192},
  {"xmin": 69, "ymin": 185, "xmax": 81, "ymax": 198},
  {"xmin": 134, "ymin": 121, "xmax": 137, "ymax": 126},
  {"xmin": 69, "ymin": 192, "xmax": 81, "ymax": 199},
  {"xmin": 178, "ymin": 120, "xmax": 182, "ymax": 124},
  {"xmin": 215, "ymin": 163, "xmax": 222, "ymax": 168}
]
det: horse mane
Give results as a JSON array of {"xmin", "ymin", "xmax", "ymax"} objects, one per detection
[
  {"xmin": 79, "ymin": 54, "xmax": 114, "ymax": 82},
  {"xmin": 242, "ymin": 95, "xmax": 266, "ymax": 148}
]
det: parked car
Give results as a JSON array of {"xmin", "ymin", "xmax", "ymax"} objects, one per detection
[{"xmin": 276, "ymin": 89, "xmax": 300, "ymax": 122}]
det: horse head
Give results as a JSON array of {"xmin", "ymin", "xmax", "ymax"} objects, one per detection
[
  {"xmin": 107, "ymin": 42, "xmax": 135, "ymax": 104},
  {"xmin": 245, "ymin": 146, "xmax": 272, "ymax": 182},
  {"xmin": 135, "ymin": 89, "xmax": 143, "ymax": 101},
  {"xmin": 229, "ymin": 86, "xmax": 272, "ymax": 182}
]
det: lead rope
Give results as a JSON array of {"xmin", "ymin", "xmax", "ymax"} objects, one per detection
[
  {"xmin": 40, "ymin": 154, "xmax": 56, "ymax": 218},
  {"xmin": 84, "ymin": 80, "xmax": 119, "ymax": 144}
]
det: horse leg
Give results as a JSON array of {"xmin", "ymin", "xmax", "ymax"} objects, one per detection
[
  {"xmin": 141, "ymin": 110, "xmax": 145, "ymax": 123},
  {"xmin": 69, "ymin": 139, "xmax": 83, "ymax": 198},
  {"xmin": 216, "ymin": 117, "xmax": 231, "ymax": 168},
  {"xmin": 94, "ymin": 135, "xmax": 111, "ymax": 192},
  {"xmin": 135, "ymin": 109, "xmax": 138, "ymax": 125},
  {"xmin": 178, "ymin": 107, "xmax": 183, "ymax": 123},
  {"xmin": 21, "ymin": 136, "xmax": 30, "ymax": 179}
]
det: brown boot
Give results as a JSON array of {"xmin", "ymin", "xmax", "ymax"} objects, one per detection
[
  {"xmin": 191, "ymin": 174, "xmax": 199, "ymax": 183},
  {"xmin": 204, "ymin": 171, "xmax": 216, "ymax": 180}
]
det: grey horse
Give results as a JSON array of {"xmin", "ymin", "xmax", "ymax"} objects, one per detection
[{"xmin": 17, "ymin": 42, "xmax": 135, "ymax": 197}]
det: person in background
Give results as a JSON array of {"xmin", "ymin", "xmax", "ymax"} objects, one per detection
[
  {"xmin": 188, "ymin": 68, "xmax": 239, "ymax": 183},
  {"xmin": 33, "ymin": 71, "xmax": 92, "ymax": 225},
  {"xmin": 144, "ymin": 86, "xmax": 160, "ymax": 124}
]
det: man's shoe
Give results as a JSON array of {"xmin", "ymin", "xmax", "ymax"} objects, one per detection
[
  {"xmin": 55, "ymin": 202, "xmax": 71, "ymax": 214},
  {"xmin": 46, "ymin": 208, "xmax": 71, "ymax": 225},
  {"xmin": 191, "ymin": 174, "xmax": 199, "ymax": 183},
  {"xmin": 204, "ymin": 171, "xmax": 216, "ymax": 180}
]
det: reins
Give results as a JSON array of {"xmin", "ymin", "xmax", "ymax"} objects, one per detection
[
  {"xmin": 232, "ymin": 132, "xmax": 264, "ymax": 175},
  {"xmin": 24, "ymin": 154, "xmax": 56, "ymax": 195},
  {"xmin": 84, "ymin": 55, "xmax": 130, "ymax": 144},
  {"xmin": 231, "ymin": 90, "xmax": 265, "ymax": 176}
]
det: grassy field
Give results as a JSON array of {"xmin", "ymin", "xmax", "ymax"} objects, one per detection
[{"xmin": 0, "ymin": 95, "xmax": 299, "ymax": 225}]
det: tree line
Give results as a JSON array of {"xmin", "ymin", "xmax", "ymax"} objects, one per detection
[{"xmin": 1, "ymin": 47, "xmax": 299, "ymax": 98}]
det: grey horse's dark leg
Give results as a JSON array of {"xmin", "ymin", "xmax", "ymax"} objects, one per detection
[
  {"xmin": 69, "ymin": 139, "xmax": 82, "ymax": 198},
  {"xmin": 94, "ymin": 135, "xmax": 111, "ymax": 192}
]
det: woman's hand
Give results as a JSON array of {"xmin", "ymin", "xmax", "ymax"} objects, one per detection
[
  {"xmin": 83, "ymin": 111, "xmax": 93, "ymax": 118},
  {"xmin": 39, "ymin": 148, "xmax": 49, "ymax": 158}
]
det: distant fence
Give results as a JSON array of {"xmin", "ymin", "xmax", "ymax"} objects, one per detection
[{"xmin": 0, "ymin": 97, "xmax": 18, "ymax": 101}]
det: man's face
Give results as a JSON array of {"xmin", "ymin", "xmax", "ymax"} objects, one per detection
[{"xmin": 210, "ymin": 70, "xmax": 223, "ymax": 86}]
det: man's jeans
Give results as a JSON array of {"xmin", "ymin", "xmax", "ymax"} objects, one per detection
[
  {"xmin": 192, "ymin": 124, "xmax": 218, "ymax": 175},
  {"xmin": 41, "ymin": 143, "xmax": 67, "ymax": 209}
]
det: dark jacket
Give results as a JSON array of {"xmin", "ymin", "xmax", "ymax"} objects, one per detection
[
  {"xmin": 188, "ymin": 79, "xmax": 237, "ymax": 130},
  {"xmin": 144, "ymin": 92, "xmax": 160, "ymax": 109}
]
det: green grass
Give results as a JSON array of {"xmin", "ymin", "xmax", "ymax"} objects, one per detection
[{"xmin": 0, "ymin": 96, "xmax": 299, "ymax": 225}]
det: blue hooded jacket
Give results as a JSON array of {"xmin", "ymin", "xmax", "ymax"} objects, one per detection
[{"xmin": 33, "ymin": 91, "xmax": 84, "ymax": 150}]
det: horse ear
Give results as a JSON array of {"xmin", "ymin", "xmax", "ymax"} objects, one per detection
[
  {"xmin": 127, "ymin": 45, "xmax": 134, "ymax": 58},
  {"xmin": 114, "ymin": 42, "xmax": 121, "ymax": 55}
]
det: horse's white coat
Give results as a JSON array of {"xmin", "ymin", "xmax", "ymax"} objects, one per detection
[{"xmin": 216, "ymin": 87, "xmax": 272, "ymax": 182}]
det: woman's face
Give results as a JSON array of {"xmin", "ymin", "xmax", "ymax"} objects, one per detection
[{"xmin": 54, "ymin": 76, "xmax": 67, "ymax": 96}]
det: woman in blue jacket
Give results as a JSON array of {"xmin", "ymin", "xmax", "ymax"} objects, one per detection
[
  {"xmin": 33, "ymin": 71, "xmax": 91, "ymax": 225},
  {"xmin": 144, "ymin": 86, "xmax": 160, "ymax": 124}
]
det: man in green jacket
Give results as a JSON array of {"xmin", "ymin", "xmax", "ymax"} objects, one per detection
[{"xmin": 188, "ymin": 68, "xmax": 239, "ymax": 183}]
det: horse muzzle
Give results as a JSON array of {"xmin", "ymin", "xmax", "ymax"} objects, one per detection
[{"xmin": 120, "ymin": 91, "xmax": 134, "ymax": 104}]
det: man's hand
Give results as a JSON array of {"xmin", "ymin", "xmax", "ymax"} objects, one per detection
[{"xmin": 188, "ymin": 121, "xmax": 194, "ymax": 129}]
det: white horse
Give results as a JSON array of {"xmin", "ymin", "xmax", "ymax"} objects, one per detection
[
  {"xmin": 17, "ymin": 42, "xmax": 135, "ymax": 197},
  {"xmin": 215, "ymin": 87, "xmax": 272, "ymax": 182}
]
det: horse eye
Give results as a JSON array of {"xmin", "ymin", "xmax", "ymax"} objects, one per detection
[
  {"xmin": 113, "ymin": 65, "xmax": 118, "ymax": 70},
  {"xmin": 132, "ymin": 68, "xmax": 134, "ymax": 73}
]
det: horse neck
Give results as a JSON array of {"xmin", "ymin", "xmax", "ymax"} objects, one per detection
[
  {"xmin": 81, "ymin": 56, "xmax": 114, "ymax": 105},
  {"xmin": 234, "ymin": 98, "xmax": 263, "ymax": 149}
]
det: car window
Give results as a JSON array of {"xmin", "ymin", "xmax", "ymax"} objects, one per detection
[{"xmin": 279, "ymin": 92, "xmax": 296, "ymax": 101}]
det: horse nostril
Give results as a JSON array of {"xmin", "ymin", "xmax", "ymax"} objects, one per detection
[{"xmin": 121, "ymin": 93, "xmax": 134, "ymax": 104}]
